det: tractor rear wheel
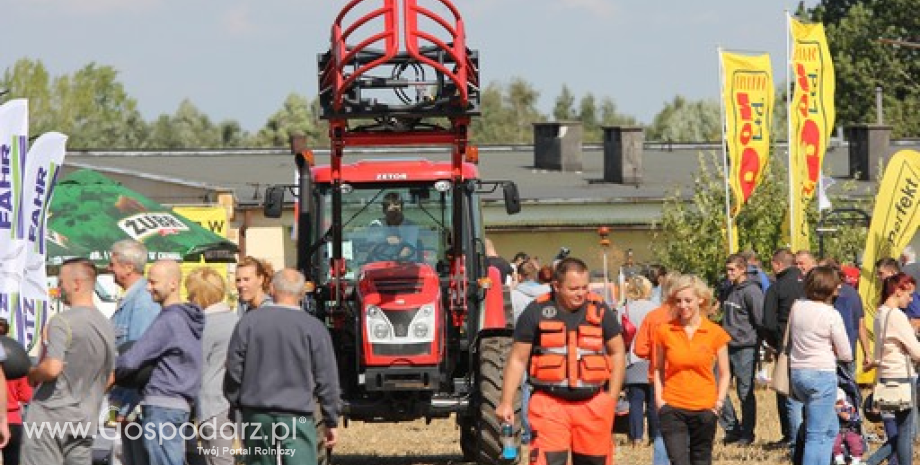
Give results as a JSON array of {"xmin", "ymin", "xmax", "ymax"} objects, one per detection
[{"xmin": 461, "ymin": 334, "xmax": 521, "ymax": 465}]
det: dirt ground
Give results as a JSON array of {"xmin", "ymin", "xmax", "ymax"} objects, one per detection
[{"xmin": 331, "ymin": 387, "xmax": 917, "ymax": 465}]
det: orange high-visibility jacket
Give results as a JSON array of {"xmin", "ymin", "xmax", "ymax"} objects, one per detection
[{"xmin": 528, "ymin": 293, "xmax": 612, "ymax": 393}]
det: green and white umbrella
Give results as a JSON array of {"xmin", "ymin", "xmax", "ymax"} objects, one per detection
[{"xmin": 48, "ymin": 169, "xmax": 238, "ymax": 264}]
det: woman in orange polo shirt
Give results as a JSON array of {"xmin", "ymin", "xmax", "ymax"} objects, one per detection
[{"xmin": 653, "ymin": 275, "xmax": 731, "ymax": 465}]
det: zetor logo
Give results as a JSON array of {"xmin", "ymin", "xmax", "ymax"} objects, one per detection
[
  {"xmin": 118, "ymin": 213, "xmax": 190, "ymax": 240},
  {"xmin": 376, "ymin": 173, "xmax": 407, "ymax": 180}
]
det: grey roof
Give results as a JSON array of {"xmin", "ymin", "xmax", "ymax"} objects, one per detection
[{"xmin": 61, "ymin": 140, "xmax": 919, "ymax": 228}]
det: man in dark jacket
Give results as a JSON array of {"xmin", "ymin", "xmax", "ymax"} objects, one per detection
[
  {"xmin": 719, "ymin": 254, "xmax": 764, "ymax": 445},
  {"xmin": 761, "ymin": 248, "xmax": 804, "ymax": 450},
  {"xmin": 115, "ymin": 260, "xmax": 204, "ymax": 465},
  {"xmin": 224, "ymin": 269, "xmax": 340, "ymax": 465}
]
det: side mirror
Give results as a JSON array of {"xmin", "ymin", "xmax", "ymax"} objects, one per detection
[
  {"xmin": 502, "ymin": 182, "xmax": 521, "ymax": 215},
  {"xmin": 263, "ymin": 186, "xmax": 285, "ymax": 218}
]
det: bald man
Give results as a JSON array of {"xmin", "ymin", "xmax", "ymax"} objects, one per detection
[
  {"xmin": 22, "ymin": 258, "xmax": 117, "ymax": 465},
  {"xmin": 114, "ymin": 260, "xmax": 204, "ymax": 465}
]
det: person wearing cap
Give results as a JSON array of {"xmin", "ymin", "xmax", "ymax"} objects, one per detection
[{"xmin": 368, "ymin": 192, "xmax": 418, "ymax": 261}]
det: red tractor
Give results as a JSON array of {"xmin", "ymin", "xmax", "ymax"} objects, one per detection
[{"xmin": 264, "ymin": 1, "xmax": 522, "ymax": 463}]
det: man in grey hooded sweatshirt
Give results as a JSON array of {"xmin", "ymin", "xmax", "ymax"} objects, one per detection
[
  {"xmin": 719, "ymin": 253, "xmax": 764, "ymax": 446},
  {"xmin": 115, "ymin": 260, "xmax": 204, "ymax": 465}
]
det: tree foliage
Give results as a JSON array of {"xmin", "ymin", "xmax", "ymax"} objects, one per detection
[
  {"xmin": 651, "ymin": 150, "xmax": 868, "ymax": 285},
  {"xmin": 647, "ymin": 96, "xmax": 721, "ymax": 143},
  {"xmin": 811, "ymin": 0, "xmax": 920, "ymax": 137}
]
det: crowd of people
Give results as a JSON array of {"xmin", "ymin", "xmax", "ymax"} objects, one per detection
[
  {"xmin": 2, "ymin": 235, "xmax": 920, "ymax": 465},
  {"xmin": 0, "ymin": 239, "xmax": 339, "ymax": 465},
  {"xmin": 494, "ymin": 244, "xmax": 920, "ymax": 465}
]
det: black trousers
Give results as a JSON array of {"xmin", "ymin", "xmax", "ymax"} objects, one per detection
[{"xmin": 658, "ymin": 404, "xmax": 718, "ymax": 465}]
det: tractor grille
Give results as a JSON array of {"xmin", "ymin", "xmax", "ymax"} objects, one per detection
[
  {"xmin": 374, "ymin": 277, "xmax": 424, "ymax": 295},
  {"xmin": 372, "ymin": 342, "xmax": 431, "ymax": 356},
  {"xmin": 382, "ymin": 308, "xmax": 420, "ymax": 337}
]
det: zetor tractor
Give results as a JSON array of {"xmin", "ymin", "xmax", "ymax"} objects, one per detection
[{"xmin": 263, "ymin": 1, "xmax": 522, "ymax": 464}]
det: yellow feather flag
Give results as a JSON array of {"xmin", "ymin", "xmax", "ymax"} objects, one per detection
[
  {"xmin": 855, "ymin": 150, "xmax": 920, "ymax": 383},
  {"xmin": 789, "ymin": 16, "xmax": 835, "ymax": 251},
  {"xmin": 721, "ymin": 51, "xmax": 774, "ymax": 217}
]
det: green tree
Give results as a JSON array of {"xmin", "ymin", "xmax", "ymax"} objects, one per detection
[
  {"xmin": 506, "ymin": 77, "xmax": 545, "ymax": 143},
  {"xmin": 255, "ymin": 93, "xmax": 319, "ymax": 147},
  {"xmin": 1, "ymin": 59, "xmax": 54, "ymax": 133},
  {"xmin": 810, "ymin": 1, "xmax": 920, "ymax": 136},
  {"xmin": 553, "ymin": 85, "xmax": 576, "ymax": 121},
  {"xmin": 52, "ymin": 63, "xmax": 148, "ymax": 148},
  {"xmin": 144, "ymin": 99, "xmax": 221, "ymax": 148},
  {"xmin": 651, "ymin": 150, "xmax": 866, "ymax": 284},
  {"xmin": 647, "ymin": 96, "xmax": 721, "ymax": 142}
]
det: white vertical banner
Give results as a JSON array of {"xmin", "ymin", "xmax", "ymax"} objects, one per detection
[
  {"xmin": 19, "ymin": 132, "xmax": 67, "ymax": 350},
  {"xmin": 0, "ymin": 99, "xmax": 29, "ymax": 338}
]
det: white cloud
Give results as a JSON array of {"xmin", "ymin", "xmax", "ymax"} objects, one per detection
[{"xmin": 221, "ymin": 4, "xmax": 259, "ymax": 35}]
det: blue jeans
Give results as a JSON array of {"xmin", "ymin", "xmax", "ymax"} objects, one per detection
[
  {"xmin": 142, "ymin": 405, "xmax": 190, "ymax": 465},
  {"xmin": 653, "ymin": 434, "xmax": 670, "ymax": 465},
  {"xmin": 521, "ymin": 376, "xmax": 532, "ymax": 443},
  {"xmin": 791, "ymin": 369, "xmax": 838, "ymax": 465},
  {"xmin": 626, "ymin": 384, "xmax": 660, "ymax": 442},
  {"xmin": 721, "ymin": 346, "xmax": 757, "ymax": 440}
]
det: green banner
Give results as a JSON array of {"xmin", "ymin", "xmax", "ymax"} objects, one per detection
[{"xmin": 48, "ymin": 169, "xmax": 238, "ymax": 264}]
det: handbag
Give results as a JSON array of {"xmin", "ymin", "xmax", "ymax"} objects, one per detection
[
  {"xmin": 620, "ymin": 304, "xmax": 637, "ymax": 348},
  {"xmin": 871, "ymin": 308, "xmax": 914, "ymax": 412},
  {"xmin": 769, "ymin": 311, "xmax": 793, "ymax": 397}
]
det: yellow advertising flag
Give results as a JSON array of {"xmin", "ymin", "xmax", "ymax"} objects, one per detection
[
  {"xmin": 789, "ymin": 16, "xmax": 835, "ymax": 251},
  {"xmin": 721, "ymin": 51, "xmax": 774, "ymax": 217},
  {"xmin": 856, "ymin": 150, "xmax": 920, "ymax": 382}
]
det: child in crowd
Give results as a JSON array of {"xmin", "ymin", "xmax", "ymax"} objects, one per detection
[{"xmin": 833, "ymin": 387, "xmax": 864, "ymax": 465}]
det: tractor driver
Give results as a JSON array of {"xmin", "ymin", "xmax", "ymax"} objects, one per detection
[{"xmin": 368, "ymin": 192, "xmax": 418, "ymax": 261}]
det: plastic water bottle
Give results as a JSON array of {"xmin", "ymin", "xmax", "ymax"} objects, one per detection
[{"xmin": 500, "ymin": 422, "xmax": 517, "ymax": 460}]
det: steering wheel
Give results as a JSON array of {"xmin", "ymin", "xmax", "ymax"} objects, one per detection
[{"xmin": 368, "ymin": 241, "xmax": 417, "ymax": 262}]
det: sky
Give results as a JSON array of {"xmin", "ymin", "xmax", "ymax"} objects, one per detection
[{"xmin": 2, "ymin": 0, "xmax": 819, "ymax": 132}]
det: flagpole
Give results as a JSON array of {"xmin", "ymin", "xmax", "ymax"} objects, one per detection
[
  {"xmin": 786, "ymin": 10, "xmax": 797, "ymax": 248},
  {"xmin": 718, "ymin": 46, "xmax": 734, "ymax": 253}
]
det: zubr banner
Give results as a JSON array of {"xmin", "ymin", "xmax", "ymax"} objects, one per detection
[
  {"xmin": 789, "ymin": 16, "xmax": 835, "ymax": 251},
  {"xmin": 720, "ymin": 51, "xmax": 775, "ymax": 217}
]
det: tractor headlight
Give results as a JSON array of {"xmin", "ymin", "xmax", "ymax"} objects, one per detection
[
  {"xmin": 366, "ymin": 305, "xmax": 393, "ymax": 342},
  {"xmin": 408, "ymin": 303, "xmax": 437, "ymax": 342},
  {"xmin": 412, "ymin": 322, "xmax": 429, "ymax": 338},
  {"xmin": 373, "ymin": 323, "xmax": 390, "ymax": 340}
]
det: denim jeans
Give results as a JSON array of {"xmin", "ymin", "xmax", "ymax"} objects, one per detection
[
  {"xmin": 790, "ymin": 369, "xmax": 838, "ymax": 465},
  {"xmin": 721, "ymin": 346, "xmax": 757, "ymax": 440},
  {"xmin": 866, "ymin": 404, "xmax": 915, "ymax": 465},
  {"xmin": 626, "ymin": 384, "xmax": 660, "ymax": 442},
  {"xmin": 142, "ymin": 405, "xmax": 190, "ymax": 465},
  {"xmin": 521, "ymin": 376, "xmax": 532, "ymax": 443},
  {"xmin": 652, "ymin": 434, "xmax": 670, "ymax": 465}
]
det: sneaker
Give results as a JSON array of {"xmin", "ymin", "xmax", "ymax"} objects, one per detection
[
  {"xmin": 736, "ymin": 438, "xmax": 754, "ymax": 446},
  {"xmin": 722, "ymin": 434, "xmax": 742, "ymax": 445}
]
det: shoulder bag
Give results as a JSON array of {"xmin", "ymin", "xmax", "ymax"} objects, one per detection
[
  {"xmin": 769, "ymin": 310, "xmax": 793, "ymax": 397},
  {"xmin": 872, "ymin": 308, "xmax": 914, "ymax": 412},
  {"xmin": 620, "ymin": 303, "xmax": 637, "ymax": 348}
]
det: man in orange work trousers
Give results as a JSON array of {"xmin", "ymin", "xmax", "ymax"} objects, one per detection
[{"xmin": 497, "ymin": 258, "xmax": 627, "ymax": 465}]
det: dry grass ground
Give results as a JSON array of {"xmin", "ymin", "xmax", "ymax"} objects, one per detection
[{"xmin": 332, "ymin": 386, "xmax": 919, "ymax": 465}]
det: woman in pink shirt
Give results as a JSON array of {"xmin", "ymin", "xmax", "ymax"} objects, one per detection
[{"xmin": 787, "ymin": 266, "xmax": 852, "ymax": 465}]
